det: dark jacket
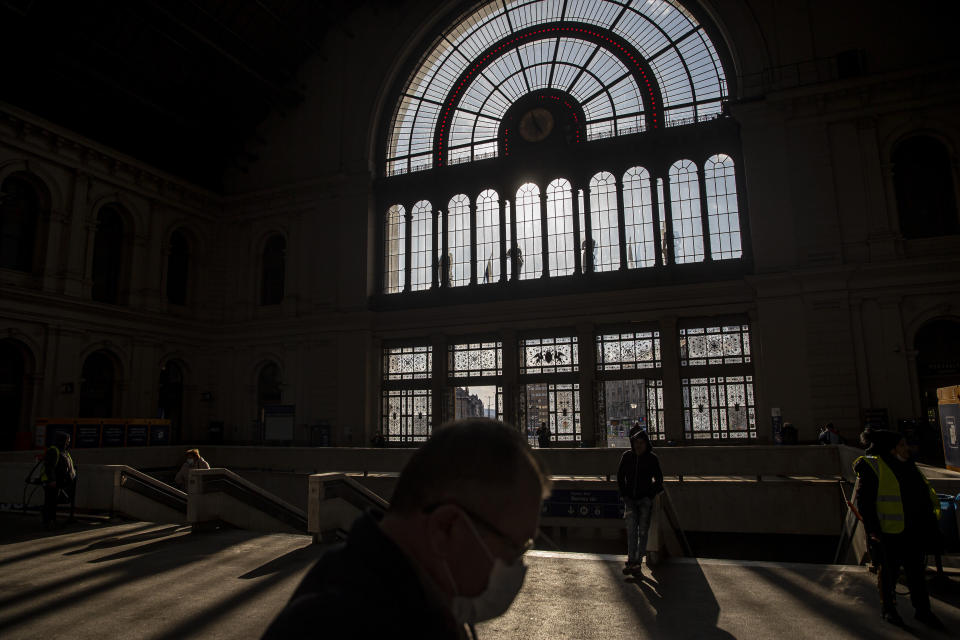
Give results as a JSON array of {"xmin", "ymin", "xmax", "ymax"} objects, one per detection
[
  {"xmin": 262, "ymin": 512, "xmax": 464, "ymax": 639},
  {"xmin": 617, "ymin": 449, "xmax": 664, "ymax": 500},
  {"xmin": 855, "ymin": 453, "xmax": 939, "ymax": 541}
]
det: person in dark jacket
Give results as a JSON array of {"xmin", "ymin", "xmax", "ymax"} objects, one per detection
[
  {"xmin": 854, "ymin": 427, "xmax": 946, "ymax": 631},
  {"xmin": 616, "ymin": 425, "xmax": 663, "ymax": 576},
  {"xmin": 41, "ymin": 431, "xmax": 77, "ymax": 529},
  {"xmin": 262, "ymin": 419, "xmax": 551, "ymax": 639}
]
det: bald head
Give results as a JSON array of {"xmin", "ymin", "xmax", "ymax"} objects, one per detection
[{"xmin": 389, "ymin": 418, "xmax": 551, "ymax": 516}]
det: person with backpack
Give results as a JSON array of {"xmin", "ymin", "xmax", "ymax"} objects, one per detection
[
  {"xmin": 854, "ymin": 427, "xmax": 946, "ymax": 630},
  {"xmin": 617, "ymin": 425, "xmax": 663, "ymax": 577},
  {"xmin": 41, "ymin": 431, "xmax": 77, "ymax": 529}
]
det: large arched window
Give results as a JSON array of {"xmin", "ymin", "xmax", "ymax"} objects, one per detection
[
  {"xmin": 91, "ymin": 205, "xmax": 126, "ymax": 304},
  {"xmin": 166, "ymin": 228, "xmax": 190, "ymax": 305},
  {"xmin": 79, "ymin": 350, "xmax": 117, "ymax": 418},
  {"xmin": 260, "ymin": 235, "xmax": 286, "ymax": 305},
  {"xmin": 893, "ymin": 136, "xmax": 959, "ymax": 238},
  {"xmin": 377, "ymin": 0, "xmax": 746, "ymax": 301},
  {"xmin": 0, "ymin": 173, "xmax": 40, "ymax": 272}
]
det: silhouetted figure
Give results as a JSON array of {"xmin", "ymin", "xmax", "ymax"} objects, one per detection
[
  {"xmin": 41, "ymin": 431, "xmax": 77, "ymax": 529},
  {"xmin": 817, "ymin": 422, "xmax": 845, "ymax": 445},
  {"xmin": 617, "ymin": 426, "xmax": 663, "ymax": 577},
  {"xmin": 262, "ymin": 419, "xmax": 550, "ymax": 639},
  {"xmin": 536, "ymin": 421, "xmax": 551, "ymax": 448},
  {"xmin": 371, "ymin": 431, "xmax": 386, "ymax": 448},
  {"xmin": 854, "ymin": 428, "xmax": 946, "ymax": 631}
]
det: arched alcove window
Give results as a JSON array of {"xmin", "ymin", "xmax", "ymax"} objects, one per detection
[
  {"xmin": 515, "ymin": 183, "xmax": 543, "ymax": 280},
  {"xmin": 91, "ymin": 206, "xmax": 126, "ymax": 304},
  {"xmin": 669, "ymin": 159, "xmax": 703, "ymax": 264},
  {"xmin": 79, "ymin": 350, "xmax": 116, "ymax": 418},
  {"xmin": 376, "ymin": 0, "xmax": 746, "ymax": 302},
  {"xmin": 260, "ymin": 235, "xmax": 286, "ymax": 305},
  {"xmin": 477, "ymin": 190, "xmax": 501, "ymax": 284},
  {"xmin": 590, "ymin": 171, "xmax": 620, "ymax": 272},
  {"xmin": 448, "ymin": 194, "xmax": 470, "ymax": 287},
  {"xmin": 0, "ymin": 340, "xmax": 27, "ymax": 450},
  {"xmin": 166, "ymin": 228, "xmax": 190, "ymax": 305},
  {"xmin": 411, "ymin": 201, "xmax": 432, "ymax": 291},
  {"xmin": 0, "ymin": 173, "xmax": 40, "ymax": 272},
  {"xmin": 546, "ymin": 178, "xmax": 575, "ymax": 276},
  {"xmin": 257, "ymin": 363, "xmax": 282, "ymax": 410},
  {"xmin": 158, "ymin": 360, "xmax": 185, "ymax": 441},
  {"xmin": 622, "ymin": 166, "xmax": 656, "ymax": 268},
  {"xmin": 893, "ymin": 136, "xmax": 960, "ymax": 238}
]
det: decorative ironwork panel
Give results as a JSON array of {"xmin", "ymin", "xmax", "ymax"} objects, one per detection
[
  {"xmin": 681, "ymin": 375, "xmax": 756, "ymax": 440},
  {"xmin": 448, "ymin": 341, "xmax": 503, "ymax": 378},
  {"xmin": 520, "ymin": 335, "xmax": 579, "ymax": 375},
  {"xmin": 383, "ymin": 345, "xmax": 433, "ymax": 381},
  {"xmin": 550, "ymin": 383, "xmax": 581, "ymax": 442},
  {"xmin": 596, "ymin": 330, "xmax": 661, "ymax": 371},
  {"xmin": 383, "ymin": 204, "xmax": 406, "ymax": 294},
  {"xmin": 382, "ymin": 388, "xmax": 433, "ymax": 443},
  {"xmin": 679, "ymin": 324, "xmax": 751, "ymax": 367},
  {"xmin": 669, "ymin": 159, "xmax": 704, "ymax": 264},
  {"xmin": 704, "ymin": 154, "xmax": 742, "ymax": 260}
]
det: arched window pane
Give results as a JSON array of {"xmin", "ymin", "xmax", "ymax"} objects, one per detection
[
  {"xmin": 515, "ymin": 184, "xmax": 542, "ymax": 280},
  {"xmin": 476, "ymin": 190, "xmax": 500, "ymax": 284},
  {"xmin": 411, "ymin": 200, "xmax": 432, "ymax": 291},
  {"xmin": 166, "ymin": 229, "xmax": 189, "ymax": 305},
  {"xmin": 447, "ymin": 194, "xmax": 470, "ymax": 287},
  {"xmin": 261, "ymin": 235, "xmax": 286, "ymax": 305},
  {"xmin": 546, "ymin": 178, "xmax": 575, "ymax": 277},
  {"xmin": 704, "ymin": 154, "xmax": 742, "ymax": 260},
  {"xmin": 384, "ymin": 205, "xmax": 406, "ymax": 294},
  {"xmin": 79, "ymin": 351, "xmax": 115, "ymax": 418},
  {"xmin": 622, "ymin": 166, "xmax": 656, "ymax": 268},
  {"xmin": 0, "ymin": 174, "xmax": 38, "ymax": 272},
  {"xmin": 91, "ymin": 206, "xmax": 125, "ymax": 304},
  {"xmin": 894, "ymin": 136, "xmax": 960, "ymax": 238},
  {"xmin": 590, "ymin": 171, "xmax": 620, "ymax": 272},
  {"xmin": 669, "ymin": 160, "xmax": 704, "ymax": 263}
]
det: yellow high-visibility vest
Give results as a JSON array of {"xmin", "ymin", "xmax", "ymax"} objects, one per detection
[
  {"xmin": 40, "ymin": 445, "xmax": 59, "ymax": 483},
  {"xmin": 854, "ymin": 455, "xmax": 941, "ymax": 534}
]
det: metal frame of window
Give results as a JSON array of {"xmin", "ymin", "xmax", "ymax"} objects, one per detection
[
  {"xmin": 447, "ymin": 339, "xmax": 504, "ymax": 423},
  {"xmin": 382, "ymin": 343, "xmax": 434, "ymax": 444},
  {"xmin": 595, "ymin": 327, "xmax": 665, "ymax": 441},
  {"xmin": 679, "ymin": 322, "xmax": 756, "ymax": 440}
]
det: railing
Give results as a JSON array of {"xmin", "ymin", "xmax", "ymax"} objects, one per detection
[
  {"xmin": 189, "ymin": 468, "xmax": 307, "ymax": 533},
  {"xmin": 308, "ymin": 472, "xmax": 389, "ymax": 542},
  {"xmin": 118, "ymin": 466, "xmax": 186, "ymax": 514}
]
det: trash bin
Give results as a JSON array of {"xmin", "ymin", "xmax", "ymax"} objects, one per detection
[{"xmin": 937, "ymin": 493, "xmax": 959, "ymax": 551}]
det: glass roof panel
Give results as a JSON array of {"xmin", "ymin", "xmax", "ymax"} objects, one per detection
[
  {"xmin": 450, "ymin": 111, "xmax": 478, "ymax": 148},
  {"xmin": 386, "ymin": 0, "xmax": 729, "ymax": 170},
  {"xmin": 583, "ymin": 92, "xmax": 615, "ymax": 121}
]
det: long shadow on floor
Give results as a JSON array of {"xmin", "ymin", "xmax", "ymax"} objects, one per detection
[
  {"xmin": 239, "ymin": 542, "xmax": 330, "ymax": 580},
  {"xmin": 606, "ymin": 560, "xmax": 736, "ymax": 639}
]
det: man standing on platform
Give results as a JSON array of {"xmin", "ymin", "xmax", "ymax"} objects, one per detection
[
  {"xmin": 263, "ymin": 419, "xmax": 551, "ymax": 639},
  {"xmin": 617, "ymin": 425, "xmax": 663, "ymax": 577}
]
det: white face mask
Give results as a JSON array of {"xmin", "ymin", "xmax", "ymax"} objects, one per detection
[
  {"xmin": 895, "ymin": 453, "xmax": 908, "ymax": 462},
  {"xmin": 442, "ymin": 510, "xmax": 528, "ymax": 625}
]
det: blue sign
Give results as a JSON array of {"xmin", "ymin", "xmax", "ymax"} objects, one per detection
[
  {"xmin": 75, "ymin": 424, "xmax": 101, "ymax": 448},
  {"xmin": 542, "ymin": 489, "xmax": 624, "ymax": 519},
  {"xmin": 149, "ymin": 423, "xmax": 170, "ymax": 445},
  {"xmin": 102, "ymin": 424, "xmax": 125, "ymax": 447},
  {"xmin": 127, "ymin": 424, "xmax": 149, "ymax": 447}
]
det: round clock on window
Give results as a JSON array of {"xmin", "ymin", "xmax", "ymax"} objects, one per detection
[{"xmin": 517, "ymin": 107, "xmax": 555, "ymax": 142}]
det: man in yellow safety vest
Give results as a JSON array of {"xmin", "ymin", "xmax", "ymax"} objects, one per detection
[{"xmin": 854, "ymin": 428, "xmax": 946, "ymax": 631}]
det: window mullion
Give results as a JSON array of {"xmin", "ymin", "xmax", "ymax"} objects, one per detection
[
  {"xmin": 572, "ymin": 181, "xmax": 582, "ymax": 275},
  {"xmin": 698, "ymin": 160, "xmax": 713, "ymax": 261},
  {"xmin": 616, "ymin": 173, "xmax": 628, "ymax": 270},
  {"xmin": 540, "ymin": 183, "xmax": 550, "ymax": 278},
  {"xmin": 662, "ymin": 175, "xmax": 675, "ymax": 266},
  {"xmin": 582, "ymin": 178, "xmax": 594, "ymax": 274}
]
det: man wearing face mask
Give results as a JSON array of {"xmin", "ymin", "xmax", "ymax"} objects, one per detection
[
  {"xmin": 262, "ymin": 418, "xmax": 551, "ymax": 639},
  {"xmin": 854, "ymin": 427, "xmax": 946, "ymax": 631}
]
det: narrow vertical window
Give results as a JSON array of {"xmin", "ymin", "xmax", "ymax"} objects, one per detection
[
  {"xmin": 384, "ymin": 205, "xmax": 406, "ymax": 294},
  {"xmin": 0, "ymin": 174, "xmax": 39, "ymax": 272},
  {"xmin": 91, "ymin": 206, "xmax": 125, "ymax": 304},
  {"xmin": 448, "ymin": 194, "xmax": 470, "ymax": 287},
  {"xmin": 590, "ymin": 171, "xmax": 620, "ymax": 272},
  {"xmin": 546, "ymin": 178, "xmax": 575, "ymax": 277},
  {"xmin": 411, "ymin": 200, "xmax": 432, "ymax": 291},
  {"xmin": 260, "ymin": 235, "xmax": 286, "ymax": 305},
  {"xmin": 476, "ymin": 190, "xmax": 500, "ymax": 285},
  {"xmin": 669, "ymin": 160, "xmax": 704, "ymax": 264},
  {"xmin": 704, "ymin": 154, "xmax": 742, "ymax": 260},
  {"xmin": 515, "ymin": 183, "xmax": 542, "ymax": 280},
  {"xmin": 622, "ymin": 166, "xmax": 656, "ymax": 268},
  {"xmin": 166, "ymin": 228, "xmax": 190, "ymax": 305}
]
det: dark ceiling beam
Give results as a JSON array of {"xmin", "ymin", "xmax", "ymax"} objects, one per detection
[
  {"xmin": 250, "ymin": 0, "xmax": 323, "ymax": 55},
  {"xmin": 138, "ymin": 0, "xmax": 304, "ymax": 107}
]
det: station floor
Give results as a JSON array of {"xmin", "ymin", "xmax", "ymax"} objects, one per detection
[{"xmin": 1, "ymin": 513, "xmax": 959, "ymax": 639}]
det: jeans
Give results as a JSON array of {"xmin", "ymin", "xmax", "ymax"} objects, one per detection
[
  {"xmin": 624, "ymin": 496, "xmax": 653, "ymax": 564},
  {"xmin": 877, "ymin": 531, "xmax": 930, "ymax": 614}
]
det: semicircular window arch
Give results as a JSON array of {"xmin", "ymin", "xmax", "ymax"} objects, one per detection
[{"xmin": 387, "ymin": 0, "xmax": 728, "ymax": 175}]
